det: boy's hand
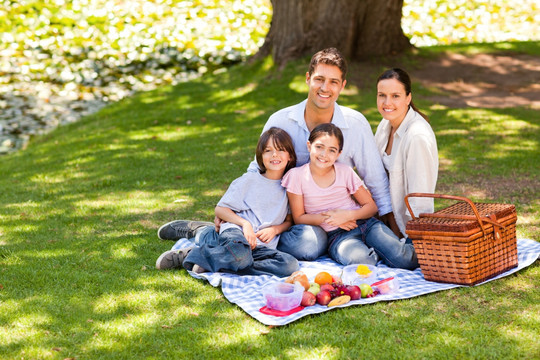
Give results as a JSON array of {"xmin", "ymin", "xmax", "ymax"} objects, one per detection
[
  {"xmin": 213, "ymin": 215, "xmax": 224, "ymax": 232},
  {"xmin": 256, "ymin": 227, "xmax": 278, "ymax": 243},
  {"xmin": 242, "ymin": 223, "xmax": 257, "ymax": 249}
]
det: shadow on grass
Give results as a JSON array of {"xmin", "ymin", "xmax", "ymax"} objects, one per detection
[{"xmin": 1, "ymin": 55, "xmax": 539, "ymax": 358}]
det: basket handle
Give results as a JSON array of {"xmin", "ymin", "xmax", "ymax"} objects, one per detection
[{"xmin": 404, "ymin": 193, "xmax": 504, "ymax": 240}]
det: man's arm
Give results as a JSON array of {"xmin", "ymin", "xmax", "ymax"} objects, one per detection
[{"xmin": 350, "ymin": 119, "xmax": 393, "ymax": 216}]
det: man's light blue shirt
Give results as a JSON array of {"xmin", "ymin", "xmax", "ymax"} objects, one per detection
[{"xmin": 248, "ymin": 99, "xmax": 393, "ymax": 216}]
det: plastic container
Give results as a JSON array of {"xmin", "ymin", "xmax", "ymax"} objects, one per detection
[
  {"xmin": 342, "ymin": 264, "xmax": 378, "ymax": 286},
  {"xmin": 262, "ymin": 282, "xmax": 303, "ymax": 311},
  {"xmin": 371, "ymin": 276, "xmax": 400, "ymax": 294}
]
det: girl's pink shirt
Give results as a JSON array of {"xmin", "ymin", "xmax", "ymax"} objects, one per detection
[{"xmin": 282, "ymin": 162, "xmax": 366, "ymax": 232}]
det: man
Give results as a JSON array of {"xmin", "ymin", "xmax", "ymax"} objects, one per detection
[{"xmin": 157, "ymin": 47, "xmax": 395, "ymax": 263}]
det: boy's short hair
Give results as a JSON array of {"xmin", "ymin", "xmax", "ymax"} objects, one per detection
[
  {"xmin": 308, "ymin": 47, "xmax": 347, "ymax": 80},
  {"xmin": 256, "ymin": 127, "xmax": 297, "ymax": 174}
]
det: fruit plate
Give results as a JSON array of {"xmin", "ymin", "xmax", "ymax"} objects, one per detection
[{"xmin": 342, "ymin": 264, "xmax": 378, "ymax": 285}]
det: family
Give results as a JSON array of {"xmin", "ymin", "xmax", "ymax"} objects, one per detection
[{"xmin": 155, "ymin": 47, "xmax": 439, "ymax": 277}]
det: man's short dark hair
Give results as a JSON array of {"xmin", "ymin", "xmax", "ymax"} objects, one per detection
[{"xmin": 308, "ymin": 48, "xmax": 347, "ymax": 80}]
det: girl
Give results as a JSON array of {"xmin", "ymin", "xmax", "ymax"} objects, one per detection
[
  {"xmin": 282, "ymin": 123, "xmax": 418, "ymax": 269},
  {"xmin": 374, "ymin": 68, "xmax": 438, "ymax": 239},
  {"xmin": 156, "ymin": 127, "xmax": 300, "ymax": 277}
]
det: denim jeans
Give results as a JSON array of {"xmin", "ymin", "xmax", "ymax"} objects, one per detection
[
  {"xmin": 277, "ymin": 224, "xmax": 328, "ymax": 261},
  {"xmin": 327, "ymin": 217, "xmax": 419, "ymax": 269},
  {"xmin": 183, "ymin": 227, "xmax": 299, "ymax": 277}
]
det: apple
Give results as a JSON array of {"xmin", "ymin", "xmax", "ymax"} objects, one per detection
[
  {"xmin": 301, "ymin": 291, "xmax": 316, "ymax": 307},
  {"xmin": 307, "ymin": 282, "xmax": 320, "ymax": 296},
  {"xmin": 346, "ymin": 285, "xmax": 362, "ymax": 300},
  {"xmin": 359, "ymin": 283, "xmax": 373, "ymax": 298},
  {"xmin": 316, "ymin": 290, "xmax": 332, "ymax": 305},
  {"xmin": 320, "ymin": 283, "xmax": 335, "ymax": 293}
]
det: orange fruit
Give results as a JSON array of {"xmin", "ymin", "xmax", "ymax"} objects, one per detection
[{"xmin": 314, "ymin": 271, "xmax": 333, "ymax": 285}]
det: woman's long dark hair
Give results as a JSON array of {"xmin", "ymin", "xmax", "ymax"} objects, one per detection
[{"xmin": 377, "ymin": 68, "xmax": 429, "ymax": 122}]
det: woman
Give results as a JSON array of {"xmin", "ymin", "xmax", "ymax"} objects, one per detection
[{"xmin": 374, "ymin": 68, "xmax": 438, "ymax": 239}]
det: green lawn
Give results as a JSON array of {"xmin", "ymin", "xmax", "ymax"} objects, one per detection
[{"xmin": 1, "ymin": 43, "xmax": 538, "ymax": 359}]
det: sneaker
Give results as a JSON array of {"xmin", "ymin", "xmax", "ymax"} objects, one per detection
[
  {"xmin": 155, "ymin": 247, "xmax": 194, "ymax": 270},
  {"xmin": 191, "ymin": 264, "xmax": 208, "ymax": 274},
  {"xmin": 157, "ymin": 220, "xmax": 213, "ymax": 240}
]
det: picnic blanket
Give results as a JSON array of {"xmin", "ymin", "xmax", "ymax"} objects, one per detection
[{"xmin": 171, "ymin": 238, "xmax": 540, "ymax": 326}]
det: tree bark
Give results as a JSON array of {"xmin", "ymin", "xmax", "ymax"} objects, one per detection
[{"xmin": 256, "ymin": 0, "xmax": 411, "ymax": 65}]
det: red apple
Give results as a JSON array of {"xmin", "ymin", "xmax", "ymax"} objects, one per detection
[
  {"xmin": 316, "ymin": 290, "xmax": 332, "ymax": 305},
  {"xmin": 347, "ymin": 285, "xmax": 362, "ymax": 300},
  {"xmin": 301, "ymin": 291, "xmax": 316, "ymax": 307},
  {"xmin": 320, "ymin": 284, "xmax": 335, "ymax": 293}
]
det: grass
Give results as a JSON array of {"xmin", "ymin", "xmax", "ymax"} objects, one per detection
[{"xmin": 1, "ymin": 42, "xmax": 539, "ymax": 359}]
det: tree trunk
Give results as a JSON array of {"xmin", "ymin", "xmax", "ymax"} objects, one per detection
[{"xmin": 256, "ymin": 0, "xmax": 411, "ymax": 65}]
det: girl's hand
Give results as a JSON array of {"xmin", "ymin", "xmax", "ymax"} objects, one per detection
[
  {"xmin": 322, "ymin": 209, "xmax": 354, "ymax": 228},
  {"xmin": 256, "ymin": 226, "xmax": 278, "ymax": 243},
  {"xmin": 337, "ymin": 220, "xmax": 358, "ymax": 231},
  {"xmin": 242, "ymin": 223, "xmax": 258, "ymax": 249}
]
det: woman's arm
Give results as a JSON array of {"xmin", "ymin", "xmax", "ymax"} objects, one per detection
[
  {"xmin": 287, "ymin": 192, "xmax": 328, "ymax": 226},
  {"xmin": 214, "ymin": 205, "xmax": 257, "ymax": 249},
  {"xmin": 256, "ymin": 214, "xmax": 293, "ymax": 243},
  {"xmin": 323, "ymin": 187, "xmax": 378, "ymax": 228}
]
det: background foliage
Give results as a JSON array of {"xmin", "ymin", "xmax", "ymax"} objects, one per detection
[
  {"xmin": 1, "ymin": 0, "xmax": 539, "ymax": 153},
  {"xmin": 1, "ymin": 0, "xmax": 539, "ymax": 96}
]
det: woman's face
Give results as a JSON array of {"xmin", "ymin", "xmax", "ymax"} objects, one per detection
[{"xmin": 377, "ymin": 78, "xmax": 411, "ymax": 126}]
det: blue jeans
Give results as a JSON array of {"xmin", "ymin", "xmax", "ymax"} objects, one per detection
[
  {"xmin": 183, "ymin": 227, "xmax": 299, "ymax": 277},
  {"xmin": 277, "ymin": 224, "xmax": 328, "ymax": 261},
  {"xmin": 327, "ymin": 217, "xmax": 419, "ymax": 269}
]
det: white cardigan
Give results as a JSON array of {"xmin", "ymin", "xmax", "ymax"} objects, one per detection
[{"xmin": 374, "ymin": 107, "xmax": 439, "ymax": 237}]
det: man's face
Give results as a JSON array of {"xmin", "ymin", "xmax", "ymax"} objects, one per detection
[{"xmin": 306, "ymin": 64, "xmax": 346, "ymax": 111}]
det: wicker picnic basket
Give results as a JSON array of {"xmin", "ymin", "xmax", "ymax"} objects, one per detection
[{"xmin": 405, "ymin": 193, "xmax": 518, "ymax": 285}]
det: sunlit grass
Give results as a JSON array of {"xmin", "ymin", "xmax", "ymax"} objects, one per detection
[{"xmin": 0, "ymin": 44, "xmax": 538, "ymax": 359}]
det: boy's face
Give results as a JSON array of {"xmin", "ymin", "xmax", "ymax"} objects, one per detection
[{"xmin": 306, "ymin": 64, "xmax": 346, "ymax": 111}]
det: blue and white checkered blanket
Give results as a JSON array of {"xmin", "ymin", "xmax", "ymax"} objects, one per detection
[{"xmin": 171, "ymin": 238, "xmax": 540, "ymax": 326}]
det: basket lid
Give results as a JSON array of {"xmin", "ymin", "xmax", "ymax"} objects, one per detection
[{"xmin": 406, "ymin": 202, "xmax": 516, "ymax": 233}]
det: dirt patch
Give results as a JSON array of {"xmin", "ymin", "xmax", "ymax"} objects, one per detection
[
  {"xmin": 349, "ymin": 52, "xmax": 540, "ymax": 109},
  {"xmin": 410, "ymin": 52, "xmax": 540, "ymax": 109}
]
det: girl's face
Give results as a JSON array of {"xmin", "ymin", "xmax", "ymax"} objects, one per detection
[
  {"xmin": 261, "ymin": 138, "xmax": 291, "ymax": 175},
  {"xmin": 307, "ymin": 134, "xmax": 341, "ymax": 170},
  {"xmin": 377, "ymin": 78, "xmax": 411, "ymax": 126}
]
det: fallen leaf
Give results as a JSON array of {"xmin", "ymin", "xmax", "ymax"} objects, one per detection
[
  {"xmin": 52, "ymin": 347, "xmax": 62, "ymax": 352},
  {"xmin": 190, "ymin": 312, "xmax": 199, "ymax": 316},
  {"xmin": 161, "ymin": 325, "xmax": 172, "ymax": 329}
]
